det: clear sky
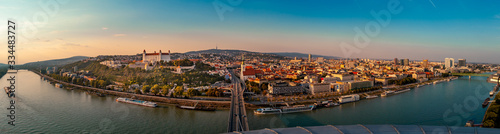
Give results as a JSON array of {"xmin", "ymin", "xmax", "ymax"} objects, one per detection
[{"xmin": 1, "ymin": 0, "xmax": 499, "ymax": 64}]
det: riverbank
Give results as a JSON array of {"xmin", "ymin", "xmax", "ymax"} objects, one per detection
[
  {"xmin": 482, "ymin": 85, "xmax": 500, "ymax": 127},
  {"xmin": 32, "ymin": 70, "xmax": 259, "ymax": 110},
  {"xmin": 33, "ymin": 69, "xmax": 460, "ymax": 110}
]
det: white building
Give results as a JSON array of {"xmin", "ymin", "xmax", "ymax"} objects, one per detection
[
  {"xmin": 309, "ymin": 83, "xmax": 331, "ymax": 95},
  {"xmin": 142, "ymin": 50, "xmax": 171, "ymax": 63},
  {"xmin": 445, "ymin": 58, "xmax": 454, "ymax": 69}
]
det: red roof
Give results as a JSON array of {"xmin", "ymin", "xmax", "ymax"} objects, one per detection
[{"xmin": 243, "ymin": 68, "xmax": 256, "ymax": 76}]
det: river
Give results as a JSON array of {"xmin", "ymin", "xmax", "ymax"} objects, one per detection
[{"xmin": 0, "ymin": 70, "xmax": 495, "ymax": 133}]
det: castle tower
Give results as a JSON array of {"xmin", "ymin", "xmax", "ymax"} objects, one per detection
[{"xmin": 159, "ymin": 50, "xmax": 162, "ymax": 61}]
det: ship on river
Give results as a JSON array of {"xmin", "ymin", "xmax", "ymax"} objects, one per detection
[{"xmin": 116, "ymin": 97, "xmax": 157, "ymax": 107}]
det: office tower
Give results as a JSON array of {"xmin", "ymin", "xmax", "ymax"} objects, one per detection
[
  {"xmin": 423, "ymin": 59, "xmax": 428, "ymax": 68},
  {"xmin": 394, "ymin": 58, "xmax": 398, "ymax": 65},
  {"xmin": 445, "ymin": 58, "xmax": 454, "ymax": 69},
  {"xmin": 458, "ymin": 59, "xmax": 466, "ymax": 67}
]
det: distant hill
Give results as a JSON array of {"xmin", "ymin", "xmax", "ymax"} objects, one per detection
[
  {"xmin": 268, "ymin": 52, "xmax": 340, "ymax": 59},
  {"xmin": 184, "ymin": 49, "xmax": 251, "ymax": 55},
  {"xmin": 17, "ymin": 56, "xmax": 89, "ymax": 69}
]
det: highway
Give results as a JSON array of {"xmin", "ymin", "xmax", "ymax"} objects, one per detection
[{"xmin": 227, "ymin": 69, "xmax": 249, "ymax": 132}]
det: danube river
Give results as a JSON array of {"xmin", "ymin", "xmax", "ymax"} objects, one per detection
[{"xmin": 0, "ymin": 70, "xmax": 495, "ymax": 133}]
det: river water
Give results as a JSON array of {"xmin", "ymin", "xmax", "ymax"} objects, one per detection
[{"xmin": 0, "ymin": 70, "xmax": 495, "ymax": 133}]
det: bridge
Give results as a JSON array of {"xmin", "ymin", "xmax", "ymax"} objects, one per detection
[
  {"xmin": 451, "ymin": 73, "xmax": 491, "ymax": 77},
  {"xmin": 227, "ymin": 69, "xmax": 249, "ymax": 132}
]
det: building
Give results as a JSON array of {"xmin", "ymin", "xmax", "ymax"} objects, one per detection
[
  {"xmin": 309, "ymin": 83, "xmax": 331, "ymax": 95},
  {"xmin": 423, "ymin": 59, "xmax": 429, "ymax": 68},
  {"xmin": 458, "ymin": 59, "xmax": 466, "ymax": 67},
  {"xmin": 400, "ymin": 59, "xmax": 405, "ymax": 66},
  {"xmin": 412, "ymin": 72, "xmax": 427, "ymax": 79},
  {"xmin": 308, "ymin": 54, "xmax": 312, "ymax": 62},
  {"xmin": 348, "ymin": 80, "xmax": 374, "ymax": 90},
  {"xmin": 268, "ymin": 82, "xmax": 306, "ymax": 95},
  {"xmin": 332, "ymin": 74, "xmax": 354, "ymax": 81},
  {"xmin": 394, "ymin": 58, "xmax": 398, "ymax": 65},
  {"xmin": 403, "ymin": 59, "xmax": 409, "ymax": 66},
  {"xmin": 317, "ymin": 57, "xmax": 324, "ymax": 63},
  {"xmin": 445, "ymin": 58, "xmax": 454, "ymax": 69},
  {"xmin": 142, "ymin": 49, "xmax": 171, "ymax": 63}
]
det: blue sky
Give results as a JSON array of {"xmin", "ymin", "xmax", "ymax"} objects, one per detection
[{"xmin": 1, "ymin": 0, "xmax": 499, "ymax": 64}]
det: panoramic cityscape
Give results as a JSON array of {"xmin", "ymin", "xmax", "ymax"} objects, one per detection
[{"xmin": 1, "ymin": 0, "xmax": 500, "ymax": 134}]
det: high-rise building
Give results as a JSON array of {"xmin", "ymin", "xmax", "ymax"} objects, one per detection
[
  {"xmin": 445, "ymin": 58, "xmax": 454, "ymax": 69},
  {"xmin": 400, "ymin": 59, "xmax": 404, "ymax": 66},
  {"xmin": 403, "ymin": 59, "xmax": 409, "ymax": 66},
  {"xmin": 458, "ymin": 59, "xmax": 466, "ymax": 67},
  {"xmin": 394, "ymin": 58, "xmax": 398, "ymax": 65},
  {"xmin": 308, "ymin": 54, "xmax": 312, "ymax": 62},
  {"xmin": 423, "ymin": 59, "xmax": 429, "ymax": 68}
]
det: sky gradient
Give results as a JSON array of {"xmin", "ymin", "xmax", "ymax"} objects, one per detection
[{"xmin": 1, "ymin": 0, "xmax": 500, "ymax": 64}]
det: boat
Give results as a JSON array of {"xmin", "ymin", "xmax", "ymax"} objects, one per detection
[
  {"xmin": 381, "ymin": 91, "xmax": 395, "ymax": 97},
  {"xmin": 325, "ymin": 102, "xmax": 339, "ymax": 107},
  {"xmin": 55, "ymin": 83, "xmax": 63, "ymax": 88},
  {"xmin": 365, "ymin": 95, "xmax": 378, "ymax": 99},
  {"xmin": 339, "ymin": 94, "xmax": 360, "ymax": 104},
  {"xmin": 116, "ymin": 97, "xmax": 157, "ymax": 107},
  {"xmin": 490, "ymin": 90, "xmax": 495, "ymax": 96},
  {"xmin": 281, "ymin": 105, "xmax": 316, "ymax": 113},
  {"xmin": 177, "ymin": 102, "xmax": 215, "ymax": 111},
  {"xmin": 254, "ymin": 104, "xmax": 316, "ymax": 115},
  {"xmin": 482, "ymin": 98, "xmax": 491, "ymax": 108},
  {"xmin": 395, "ymin": 88, "xmax": 411, "ymax": 94},
  {"xmin": 254, "ymin": 108, "xmax": 282, "ymax": 115}
]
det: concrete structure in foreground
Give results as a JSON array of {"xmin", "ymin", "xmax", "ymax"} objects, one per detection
[{"xmin": 226, "ymin": 125, "xmax": 500, "ymax": 134}]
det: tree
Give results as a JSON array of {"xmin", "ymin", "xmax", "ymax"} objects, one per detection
[
  {"xmin": 98, "ymin": 80, "xmax": 107, "ymax": 88},
  {"xmin": 187, "ymin": 88, "xmax": 200, "ymax": 97},
  {"xmin": 142, "ymin": 85, "xmax": 151, "ymax": 94},
  {"xmin": 134, "ymin": 88, "xmax": 142, "ymax": 94},
  {"xmin": 151, "ymin": 84, "xmax": 160, "ymax": 95},
  {"xmin": 161, "ymin": 85, "xmax": 170, "ymax": 96},
  {"xmin": 174, "ymin": 86, "xmax": 184, "ymax": 97}
]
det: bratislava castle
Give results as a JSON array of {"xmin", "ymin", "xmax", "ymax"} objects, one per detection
[{"xmin": 142, "ymin": 49, "xmax": 171, "ymax": 63}]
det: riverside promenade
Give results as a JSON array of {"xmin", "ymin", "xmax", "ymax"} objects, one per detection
[{"xmin": 32, "ymin": 70, "xmax": 236, "ymax": 109}]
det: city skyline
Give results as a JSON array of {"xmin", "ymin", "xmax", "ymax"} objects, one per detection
[{"xmin": 1, "ymin": 0, "xmax": 500, "ymax": 64}]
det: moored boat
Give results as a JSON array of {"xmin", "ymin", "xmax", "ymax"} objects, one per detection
[
  {"xmin": 339, "ymin": 94, "xmax": 360, "ymax": 104},
  {"xmin": 254, "ymin": 108, "xmax": 281, "ymax": 115},
  {"xmin": 116, "ymin": 97, "xmax": 157, "ymax": 107},
  {"xmin": 482, "ymin": 98, "xmax": 491, "ymax": 108},
  {"xmin": 325, "ymin": 102, "xmax": 339, "ymax": 107},
  {"xmin": 365, "ymin": 95, "xmax": 378, "ymax": 99},
  {"xmin": 254, "ymin": 104, "xmax": 316, "ymax": 115},
  {"xmin": 381, "ymin": 91, "xmax": 395, "ymax": 97},
  {"xmin": 55, "ymin": 83, "xmax": 63, "ymax": 88},
  {"xmin": 395, "ymin": 88, "xmax": 411, "ymax": 94}
]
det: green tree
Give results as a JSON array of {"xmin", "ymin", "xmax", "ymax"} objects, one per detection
[{"xmin": 142, "ymin": 85, "xmax": 151, "ymax": 94}]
